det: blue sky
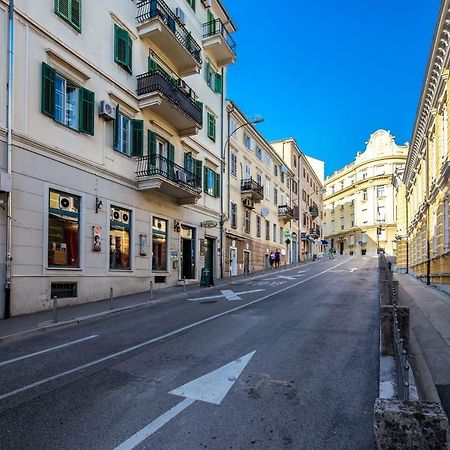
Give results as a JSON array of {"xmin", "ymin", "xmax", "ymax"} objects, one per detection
[{"xmin": 225, "ymin": 0, "xmax": 441, "ymax": 176}]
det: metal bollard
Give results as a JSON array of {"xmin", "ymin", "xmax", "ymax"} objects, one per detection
[
  {"xmin": 52, "ymin": 295, "xmax": 58, "ymax": 323},
  {"xmin": 183, "ymin": 276, "xmax": 186, "ymax": 292},
  {"xmin": 149, "ymin": 280, "xmax": 153, "ymax": 301},
  {"xmin": 109, "ymin": 287, "xmax": 113, "ymax": 310}
]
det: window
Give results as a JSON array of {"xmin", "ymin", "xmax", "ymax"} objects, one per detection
[
  {"xmin": 110, "ymin": 206, "xmax": 131, "ymax": 270},
  {"xmin": 376, "ymin": 186, "xmax": 385, "ymax": 197},
  {"xmin": 331, "ymin": 220, "xmax": 335, "ymax": 233},
  {"xmin": 244, "ymin": 210, "xmax": 251, "ymax": 234},
  {"xmin": 361, "ymin": 171, "xmax": 368, "ymax": 180},
  {"xmin": 273, "ymin": 224, "xmax": 277, "ymax": 242},
  {"xmin": 41, "ymin": 63, "xmax": 94, "ymax": 135},
  {"xmin": 274, "ymin": 164, "xmax": 278, "ymax": 176},
  {"xmin": 48, "ymin": 190, "xmax": 80, "ymax": 268},
  {"xmin": 281, "ymin": 172, "xmax": 285, "ymax": 183},
  {"xmin": 204, "ymin": 167, "xmax": 220, "ymax": 197},
  {"xmin": 231, "ymin": 152, "xmax": 237, "ymax": 177},
  {"xmin": 292, "ymin": 180, "xmax": 298, "ymax": 194},
  {"xmin": 256, "ymin": 216, "xmax": 261, "ymax": 237},
  {"xmin": 114, "ymin": 24, "xmax": 132, "ymax": 73},
  {"xmin": 280, "ymin": 227, "xmax": 283, "ymax": 244},
  {"xmin": 55, "ymin": 0, "xmax": 81, "ymax": 32},
  {"xmin": 265, "ymin": 220, "xmax": 270, "ymax": 240},
  {"xmin": 256, "ymin": 146, "xmax": 263, "ymax": 161},
  {"xmin": 274, "ymin": 188, "xmax": 278, "ymax": 205},
  {"xmin": 375, "ymin": 165, "xmax": 385, "ymax": 176},
  {"xmin": 340, "ymin": 217, "xmax": 344, "ymax": 230},
  {"xmin": 207, "ymin": 112, "xmax": 216, "ymax": 141},
  {"xmin": 244, "ymin": 133, "xmax": 252, "ymax": 150},
  {"xmin": 287, "ymin": 177, "xmax": 291, "ymax": 189},
  {"xmin": 350, "ymin": 213, "xmax": 354, "ymax": 227},
  {"xmin": 293, "ymin": 155, "xmax": 297, "ymax": 168},
  {"xmin": 303, "ymin": 168, "xmax": 306, "ymax": 178},
  {"xmin": 51, "ymin": 282, "xmax": 77, "ymax": 298},
  {"xmin": 230, "ymin": 118, "xmax": 237, "ymax": 137},
  {"xmin": 113, "ymin": 106, "xmax": 143, "ymax": 156},
  {"xmin": 184, "ymin": 153, "xmax": 203, "ymax": 188},
  {"xmin": 152, "ymin": 218, "xmax": 168, "ymax": 271},
  {"xmin": 256, "ymin": 172, "xmax": 262, "ymax": 186},
  {"xmin": 362, "ymin": 189, "xmax": 368, "ymax": 201},
  {"xmin": 231, "ymin": 202, "xmax": 237, "ymax": 228},
  {"xmin": 377, "ymin": 206, "xmax": 385, "ymax": 221},
  {"xmin": 265, "ymin": 180, "xmax": 270, "ymax": 200},
  {"xmin": 302, "ymin": 190, "xmax": 307, "ymax": 202},
  {"xmin": 186, "ymin": 0, "xmax": 195, "ymax": 11},
  {"xmin": 303, "ymin": 213, "xmax": 307, "ymax": 226}
]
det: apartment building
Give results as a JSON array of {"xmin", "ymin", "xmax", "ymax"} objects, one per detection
[
  {"xmin": 400, "ymin": 0, "xmax": 450, "ymax": 292},
  {"xmin": 271, "ymin": 139, "xmax": 325, "ymax": 262},
  {"xmin": 323, "ymin": 130, "xmax": 408, "ymax": 257},
  {"xmin": 0, "ymin": 0, "xmax": 236, "ymax": 316},
  {"xmin": 223, "ymin": 102, "xmax": 295, "ymax": 274}
]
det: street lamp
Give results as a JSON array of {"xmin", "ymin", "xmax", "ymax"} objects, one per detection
[{"xmin": 220, "ymin": 108, "xmax": 264, "ymax": 279}]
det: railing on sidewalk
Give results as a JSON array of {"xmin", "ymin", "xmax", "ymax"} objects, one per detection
[{"xmin": 379, "ymin": 255, "xmax": 410, "ymax": 401}]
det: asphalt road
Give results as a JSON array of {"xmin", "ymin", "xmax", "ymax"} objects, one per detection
[{"xmin": 0, "ymin": 256, "xmax": 379, "ymax": 450}]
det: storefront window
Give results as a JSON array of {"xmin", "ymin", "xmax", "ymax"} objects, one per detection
[
  {"xmin": 109, "ymin": 206, "xmax": 131, "ymax": 270},
  {"xmin": 152, "ymin": 217, "xmax": 168, "ymax": 271},
  {"xmin": 48, "ymin": 190, "xmax": 80, "ymax": 267}
]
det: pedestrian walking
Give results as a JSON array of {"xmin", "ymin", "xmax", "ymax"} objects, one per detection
[
  {"xmin": 274, "ymin": 249, "xmax": 281, "ymax": 268},
  {"xmin": 269, "ymin": 251, "xmax": 275, "ymax": 269}
]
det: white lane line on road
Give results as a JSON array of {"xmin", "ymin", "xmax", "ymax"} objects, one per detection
[
  {"xmin": 114, "ymin": 397, "xmax": 196, "ymax": 450},
  {"xmin": 0, "ymin": 260, "xmax": 348, "ymax": 402},
  {"xmin": 0, "ymin": 335, "xmax": 98, "ymax": 368}
]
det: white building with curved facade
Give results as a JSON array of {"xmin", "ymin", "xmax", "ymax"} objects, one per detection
[{"xmin": 323, "ymin": 130, "xmax": 408, "ymax": 257}]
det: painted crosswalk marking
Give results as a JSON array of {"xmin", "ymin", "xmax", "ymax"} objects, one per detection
[{"xmin": 188, "ymin": 289, "xmax": 264, "ymax": 302}]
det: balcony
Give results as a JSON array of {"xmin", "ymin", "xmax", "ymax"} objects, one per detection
[
  {"xmin": 136, "ymin": 0, "xmax": 202, "ymax": 76},
  {"xmin": 137, "ymin": 70, "xmax": 202, "ymax": 136},
  {"xmin": 309, "ymin": 228, "xmax": 320, "ymax": 239},
  {"xmin": 136, "ymin": 154, "xmax": 201, "ymax": 204},
  {"xmin": 202, "ymin": 18, "xmax": 236, "ymax": 68},
  {"xmin": 278, "ymin": 205, "xmax": 294, "ymax": 221},
  {"xmin": 309, "ymin": 205, "xmax": 319, "ymax": 219},
  {"xmin": 241, "ymin": 178, "xmax": 264, "ymax": 202}
]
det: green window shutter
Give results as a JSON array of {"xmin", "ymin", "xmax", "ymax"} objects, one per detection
[
  {"xmin": 148, "ymin": 130, "xmax": 156, "ymax": 157},
  {"xmin": 148, "ymin": 57, "xmax": 157, "ymax": 73},
  {"xmin": 71, "ymin": 0, "xmax": 81, "ymax": 31},
  {"xmin": 207, "ymin": 10, "xmax": 215, "ymax": 34},
  {"xmin": 207, "ymin": 113, "xmax": 216, "ymax": 141},
  {"xmin": 55, "ymin": 0, "xmax": 70, "ymax": 21},
  {"xmin": 214, "ymin": 172, "xmax": 220, "ymax": 197},
  {"xmin": 204, "ymin": 167, "xmax": 208, "ymax": 193},
  {"xmin": 41, "ymin": 62, "xmax": 56, "ymax": 118},
  {"xmin": 79, "ymin": 87, "xmax": 95, "ymax": 135},
  {"xmin": 114, "ymin": 25, "xmax": 131, "ymax": 72},
  {"xmin": 131, "ymin": 120, "xmax": 144, "ymax": 156},
  {"xmin": 113, "ymin": 104, "xmax": 120, "ymax": 149},
  {"xmin": 194, "ymin": 159, "xmax": 202, "ymax": 188},
  {"xmin": 167, "ymin": 143, "xmax": 175, "ymax": 179},
  {"xmin": 184, "ymin": 153, "xmax": 193, "ymax": 171},
  {"xmin": 214, "ymin": 73, "xmax": 223, "ymax": 94},
  {"xmin": 127, "ymin": 34, "xmax": 133, "ymax": 73},
  {"xmin": 205, "ymin": 61, "xmax": 210, "ymax": 83}
]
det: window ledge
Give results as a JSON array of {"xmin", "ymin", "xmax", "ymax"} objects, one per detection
[
  {"xmin": 46, "ymin": 49, "xmax": 90, "ymax": 84},
  {"xmin": 109, "ymin": 269, "xmax": 133, "ymax": 273},
  {"xmin": 46, "ymin": 267, "xmax": 83, "ymax": 271},
  {"xmin": 152, "ymin": 271, "xmax": 169, "ymax": 274}
]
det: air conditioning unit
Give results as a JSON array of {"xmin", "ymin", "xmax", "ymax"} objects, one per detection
[
  {"xmin": 243, "ymin": 198, "xmax": 255, "ymax": 209},
  {"xmin": 175, "ymin": 7, "xmax": 186, "ymax": 25},
  {"xmin": 121, "ymin": 211, "xmax": 130, "ymax": 224},
  {"xmin": 99, "ymin": 100, "xmax": 115, "ymax": 121},
  {"xmin": 177, "ymin": 79, "xmax": 190, "ymax": 95},
  {"xmin": 59, "ymin": 196, "xmax": 75, "ymax": 211},
  {"xmin": 176, "ymin": 170, "xmax": 187, "ymax": 183},
  {"xmin": 111, "ymin": 208, "xmax": 121, "ymax": 222}
]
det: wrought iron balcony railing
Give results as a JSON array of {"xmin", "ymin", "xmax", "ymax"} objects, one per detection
[
  {"xmin": 136, "ymin": 69, "xmax": 203, "ymax": 126},
  {"xmin": 202, "ymin": 18, "xmax": 236, "ymax": 55},
  {"xmin": 241, "ymin": 178, "xmax": 264, "ymax": 197},
  {"xmin": 137, "ymin": 0, "xmax": 202, "ymax": 65},
  {"xmin": 136, "ymin": 154, "xmax": 201, "ymax": 193},
  {"xmin": 278, "ymin": 205, "xmax": 294, "ymax": 218},
  {"xmin": 309, "ymin": 227, "xmax": 320, "ymax": 237},
  {"xmin": 309, "ymin": 205, "xmax": 319, "ymax": 217}
]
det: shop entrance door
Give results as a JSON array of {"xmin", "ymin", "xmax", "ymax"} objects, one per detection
[
  {"xmin": 204, "ymin": 238, "xmax": 214, "ymax": 276},
  {"xmin": 339, "ymin": 242, "xmax": 344, "ymax": 255},
  {"xmin": 230, "ymin": 247, "xmax": 238, "ymax": 276},
  {"xmin": 243, "ymin": 250, "xmax": 250, "ymax": 275},
  {"xmin": 181, "ymin": 226, "xmax": 196, "ymax": 279}
]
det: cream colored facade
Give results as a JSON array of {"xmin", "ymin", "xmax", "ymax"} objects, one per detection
[
  {"xmin": 271, "ymin": 139, "xmax": 325, "ymax": 261},
  {"xmin": 224, "ymin": 102, "xmax": 295, "ymax": 274},
  {"xmin": 400, "ymin": 0, "xmax": 450, "ymax": 293},
  {"xmin": 324, "ymin": 130, "xmax": 408, "ymax": 257},
  {"xmin": 0, "ymin": 0, "xmax": 236, "ymax": 316}
]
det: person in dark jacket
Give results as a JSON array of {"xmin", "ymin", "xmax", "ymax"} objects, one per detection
[{"xmin": 274, "ymin": 249, "xmax": 281, "ymax": 267}]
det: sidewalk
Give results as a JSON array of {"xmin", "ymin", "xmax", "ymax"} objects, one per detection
[
  {"xmin": 0, "ymin": 261, "xmax": 311, "ymax": 342},
  {"xmin": 395, "ymin": 272, "xmax": 450, "ymax": 418}
]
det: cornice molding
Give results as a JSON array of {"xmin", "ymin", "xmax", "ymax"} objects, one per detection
[{"xmin": 405, "ymin": 1, "xmax": 450, "ymax": 188}]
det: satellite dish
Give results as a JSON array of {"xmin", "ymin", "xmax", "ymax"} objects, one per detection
[
  {"xmin": 281, "ymin": 165, "xmax": 288, "ymax": 174},
  {"xmin": 261, "ymin": 207, "xmax": 269, "ymax": 217}
]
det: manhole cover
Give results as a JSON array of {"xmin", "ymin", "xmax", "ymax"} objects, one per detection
[{"xmin": 200, "ymin": 300, "xmax": 218, "ymax": 304}]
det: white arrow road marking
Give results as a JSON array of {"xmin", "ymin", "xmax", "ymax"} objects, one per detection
[
  {"xmin": 188, "ymin": 289, "xmax": 264, "ymax": 302},
  {"xmin": 350, "ymin": 268, "xmax": 359, "ymax": 273},
  {"xmin": 221, "ymin": 289, "xmax": 241, "ymax": 301},
  {"xmin": 297, "ymin": 270, "xmax": 309, "ymax": 274},
  {"xmin": 113, "ymin": 351, "xmax": 256, "ymax": 450},
  {"xmin": 277, "ymin": 275, "xmax": 297, "ymax": 280},
  {"xmin": 0, "ymin": 335, "xmax": 98, "ymax": 367}
]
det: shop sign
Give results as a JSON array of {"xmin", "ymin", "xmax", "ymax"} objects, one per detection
[{"xmin": 202, "ymin": 220, "xmax": 218, "ymax": 228}]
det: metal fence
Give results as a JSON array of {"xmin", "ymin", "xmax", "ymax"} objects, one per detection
[{"xmin": 379, "ymin": 255, "xmax": 410, "ymax": 401}]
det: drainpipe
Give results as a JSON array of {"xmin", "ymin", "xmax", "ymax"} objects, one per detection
[
  {"xmin": 219, "ymin": 67, "xmax": 224, "ymax": 279},
  {"xmin": 4, "ymin": 0, "xmax": 14, "ymax": 318}
]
